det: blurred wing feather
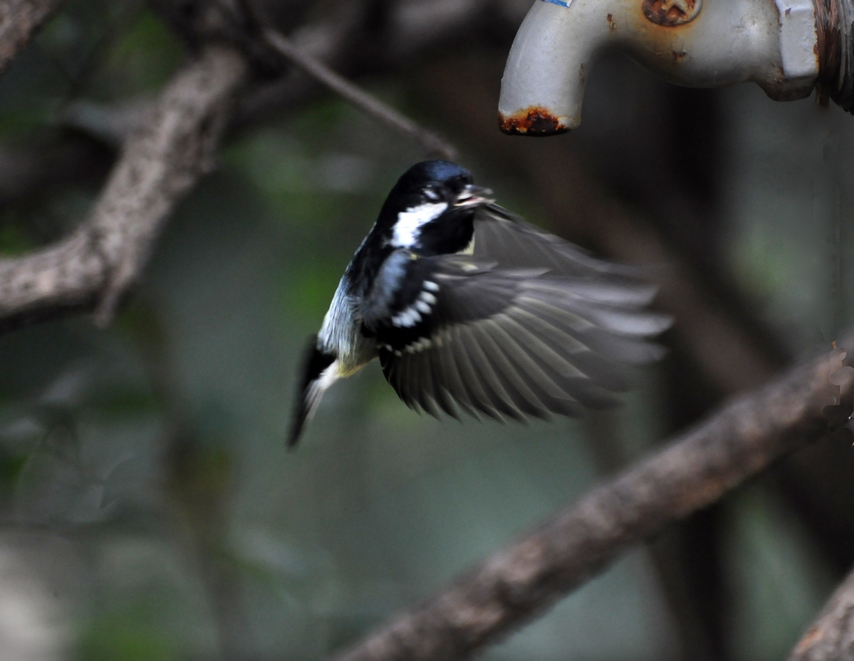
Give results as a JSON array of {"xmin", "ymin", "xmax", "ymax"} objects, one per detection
[
  {"xmin": 474, "ymin": 204, "xmax": 656, "ymax": 290},
  {"xmin": 369, "ymin": 246, "xmax": 667, "ymax": 422}
]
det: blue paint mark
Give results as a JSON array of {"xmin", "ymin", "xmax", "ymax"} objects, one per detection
[{"xmin": 541, "ymin": 0, "xmax": 572, "ymax": 7}]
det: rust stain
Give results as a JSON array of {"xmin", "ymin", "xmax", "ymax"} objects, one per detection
[
  {"xmin": 815, "ymin": 0, "xmax": 841, "ymax": 90},
  {"xmin": 607, "ymin": 13, "xmax": 617, "ymax": 30},
  {"xmin": 642, "ymin": 0, "xmax": 701, "ymax": 27},
  {"xmin": 672, "ymin": 49, "xmax": 687, "ymax": 63},
  {"xmin": 498, "ymin": 107, "xmax": 569, "ymax": 136}
]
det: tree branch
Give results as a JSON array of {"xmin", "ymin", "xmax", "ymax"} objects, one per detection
[
  {"xmin": 232, "ymin": 0, "xmax": 505, "ymax": 133},
  {"xmin": 334, "ymin": 339, "xmax": 854, "ymax": 661},
  {"xmin": 0, "ymin": 45, "xmax": 247, "ymax": 331},
  {"xmin": 790, "ymin": 566, "xmax": 854, "ymax": 661},
  {"xmin": 0, "ymin": 0, "xmax": 495, "ymax": 208},
  {"xmin": 0, "ymin": 0, "xmax": 66, "ymax": 75},
  {"xmin": 258, "ymin": 27, "xmax": 458, "ymax": 160}
]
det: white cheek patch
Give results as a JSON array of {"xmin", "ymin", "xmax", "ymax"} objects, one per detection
[{"xmin": 391, "ymin": 202, "xmax": 448, "ymax": 248}]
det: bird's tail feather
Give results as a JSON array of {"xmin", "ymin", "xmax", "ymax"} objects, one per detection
[{"xmin": 288, "ymin": 336, "xmax": 337, "ymax": 449}]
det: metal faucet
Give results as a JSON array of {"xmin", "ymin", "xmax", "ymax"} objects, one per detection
[{"xmin": 498, "ymin": 0, "xmax": 851, "ymax": 134}]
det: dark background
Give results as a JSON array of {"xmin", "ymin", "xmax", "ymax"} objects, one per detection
[{"xmin": 0, "ymin": 1, "xmax": 851, "ymax": 659}]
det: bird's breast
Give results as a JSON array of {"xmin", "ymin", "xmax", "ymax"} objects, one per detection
[{"xmin": 318, "ymin": 280, "xmax": 376, "ymax": 372}]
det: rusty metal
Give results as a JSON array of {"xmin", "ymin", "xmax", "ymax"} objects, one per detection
[
  {"xmin": 817, "ymin": 0, "xmax": 854, "ymax": 112},
  {"xmin": 498, "ymin": 0, "xmax": 821, "ymax": 132},
  {"xmin": 642, "ymin": 0, "xmax": 702, "ymax": 26},
  {"xmin": 776, "ymin": 0, "xmax": 822, "ymax": 93},
  {"xmin": 815, "ymin": 0, "xmax": 842, "ymax": 87},
  {"xmin": 498, "ymin": 107, "xmax": 569, "ymax": 136}
]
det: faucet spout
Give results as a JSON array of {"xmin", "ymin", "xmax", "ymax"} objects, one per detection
[{"xmin": 498, "ymin": 0, "xmax": 821, "ymax": 134}]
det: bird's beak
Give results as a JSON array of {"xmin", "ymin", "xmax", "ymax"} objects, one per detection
[{"xmin": 454, "ymin": 184, "xmax": 494, "ymax": 209}]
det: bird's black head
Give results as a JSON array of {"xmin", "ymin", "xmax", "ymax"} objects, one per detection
[{"xmin": 376, "ymin": 161, "xmax": 493, "ymax": 256}]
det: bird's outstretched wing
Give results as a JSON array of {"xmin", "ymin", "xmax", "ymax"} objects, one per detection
[
  {"xmin": 361, "ymin": 232, "xmax": 669, "ymax": 422},
  {"xmin": 473, "ymin": 203, "xmax": 637, "ymax": 277}
]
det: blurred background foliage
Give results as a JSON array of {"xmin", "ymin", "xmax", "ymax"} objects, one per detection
[{"xmin": 0, "ymin": 0, "xmax": 852, "ymax": 659}]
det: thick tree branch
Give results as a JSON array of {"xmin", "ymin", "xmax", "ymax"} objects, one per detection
[
  {"xmin": 0, "ymin": 0, "xmax": 66, "ymax": 74},
  {"xmin": 0, "ymin": 45, "xmax": 247, "ymax": 331},
  {"xmin": 334, "ymin": 340, "xmax": 854, "ymax": 661},
  {"xmin": 790, "ymin": 567, "xmax": 854, "ymax": 661}
]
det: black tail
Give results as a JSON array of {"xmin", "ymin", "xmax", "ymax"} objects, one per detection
[{"xmin": 288, "ymin": 335, "xmax": 336, "ymax": 449}]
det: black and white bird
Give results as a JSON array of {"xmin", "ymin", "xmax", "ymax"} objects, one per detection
[{"xmin": 288, "ymin": 160, "xmax": 669, "ymax": 447}]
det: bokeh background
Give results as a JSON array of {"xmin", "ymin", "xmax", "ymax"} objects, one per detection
[{"xmin": 0, "ymin": 1, "xmax": 853, "ymax": 659}]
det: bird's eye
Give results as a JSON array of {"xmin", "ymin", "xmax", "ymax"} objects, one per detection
[{"xmin": 423, "ymin": 187, "xmax": 441, "ymax": 202}]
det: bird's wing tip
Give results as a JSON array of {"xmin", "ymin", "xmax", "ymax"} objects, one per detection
[{"xmin": 286, "ymin": 425, "xmax": 304, "ymax": 450}]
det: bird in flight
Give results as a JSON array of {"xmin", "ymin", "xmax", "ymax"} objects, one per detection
[{"xmin": 289, "ymin": 160, "xmax": 669, "ymax": 447}]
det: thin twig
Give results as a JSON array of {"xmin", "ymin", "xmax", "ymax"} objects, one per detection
[
  {"xmin": 259, "ymin": 27, "xmax": 459, "ymax": 161},
  {"xmin": 333, "ymin": 340, "xmax": 854, "ymax": 661}
]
